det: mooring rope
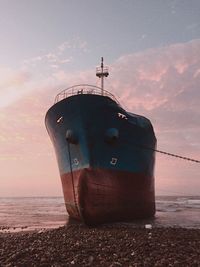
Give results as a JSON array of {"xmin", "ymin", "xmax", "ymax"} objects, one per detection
[{"xmin": 141, "ymin": 145, "xmax": 200, "ymax": 164}]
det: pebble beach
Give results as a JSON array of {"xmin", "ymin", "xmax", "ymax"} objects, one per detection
[{"xmin": 0, "ymin": 224, "xmax": 200, "ymax": 266}]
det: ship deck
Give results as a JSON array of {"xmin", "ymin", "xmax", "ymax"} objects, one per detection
[{"xmin": 54, "ymin": 84, "xmax": 120, "ymax": 105}]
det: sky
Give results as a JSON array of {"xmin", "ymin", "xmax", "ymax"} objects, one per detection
[{"xmin": 0, "ymin": 0, "xmax": 200, "ymax": 197}]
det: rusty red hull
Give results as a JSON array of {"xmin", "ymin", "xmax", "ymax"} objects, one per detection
[{"xmin": 61, "ymin": 168, "xmax": 155, "ymax": 225}]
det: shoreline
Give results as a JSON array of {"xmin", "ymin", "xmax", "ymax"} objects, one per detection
[
  {"xmin": 0, "ymin": 224, "xmax": 199, "ymax": 266},
  {"xmin": 0, "ymin": 221, "xmax": 200, "ymax": 233},
  {"xmin": 0, "ymin": 224, "xmax": 65, "ymax": 234}
]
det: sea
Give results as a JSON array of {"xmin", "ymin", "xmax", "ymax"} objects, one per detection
[{"xmin": 0, "ymin": 196, "xmax": 199, "ymax": 232}]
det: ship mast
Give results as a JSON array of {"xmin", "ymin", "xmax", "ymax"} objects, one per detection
[{"xmin": 96, "ymin": 57, "xmax": 109, "ymax": 95}]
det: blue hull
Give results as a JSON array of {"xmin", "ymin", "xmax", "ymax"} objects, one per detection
[{"xmin": 45, "ymin": 94, "xmax": 156, "ymax": 225}]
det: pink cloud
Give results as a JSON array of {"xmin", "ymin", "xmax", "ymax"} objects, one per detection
[
  {"xmin": 111, "ymin": 39, "xmax": 200, "ymax": 112},
  {"xmin": 0, "ymin": 68, "xmax": 30, "ymax": 88},
  {"xmin": 0, "ymin": 67, "xmax": 32, "ymax": 108},
  {"xmin": 1, "ymin": 39, "xmax": 200, "ymax": 196}
]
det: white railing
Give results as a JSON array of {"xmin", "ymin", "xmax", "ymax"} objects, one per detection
[{"xmin": 54, "ymin": 84, "xmax": 120, "ymax": 105}]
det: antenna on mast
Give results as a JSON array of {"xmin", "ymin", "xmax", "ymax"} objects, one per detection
[{"xmin": 96, "ymin": 57, "xmax": 109, "ymax": 95}]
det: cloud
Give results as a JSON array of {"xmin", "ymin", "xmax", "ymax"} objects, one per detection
[
  {"xmin": 23, "ymin": 37, "xmax": 88, "ymax": 70},
  {"xmin": 110, "ymin": 39, "xmax": 200, "ymax": 117},
  {"xmin": 1, "ymin": 39, "xmax": 200, "ymax": 196},
  {"xmin": 0, "ymin": 68, "xmax": 30, "ymax": 88},
  {"xmin": 0, "ymin": 37, "xmax": 89, "ymax": 108},
  {"xmin": 57, "ymin": 37, "xmax": 88, "ymax": 53},
  {"xmin": 0, "ymin": 68, "xmax": 32, "ymax": 108}
]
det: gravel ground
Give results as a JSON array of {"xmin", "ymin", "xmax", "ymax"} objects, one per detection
[{"xmin": 0, "ymin": 224, "xmax": 200, "ymax": 266}]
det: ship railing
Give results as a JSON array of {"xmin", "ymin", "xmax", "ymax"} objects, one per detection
[{"xmin": 54, "ymin": 84, "xmax": 120, "ymax": 105}]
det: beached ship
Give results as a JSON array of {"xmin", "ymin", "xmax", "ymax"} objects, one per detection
[{"xmin": 45, "ymin": 58, "xmax": 157, "ymax": 225}]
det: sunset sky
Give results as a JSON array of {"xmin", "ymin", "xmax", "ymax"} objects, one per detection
[{"xmin": 0, "ymin": 0, "xmax": 200, "ymax": 197}]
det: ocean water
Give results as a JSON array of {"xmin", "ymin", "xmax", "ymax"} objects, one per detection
[
  {"xmin": 0, "ymin": 197, "xmax": 67, "ymax": 232},
  {"xmin": 0, "ymin": 196, "xmax": 199, "ymax": 232}
]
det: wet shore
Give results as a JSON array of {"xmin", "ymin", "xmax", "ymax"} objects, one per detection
[{"xmin": 0, "ymin": 224, "xmax": 199, "ymax": 266}]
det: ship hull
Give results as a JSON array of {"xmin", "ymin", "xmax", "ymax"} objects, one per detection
[
  {"xmin": 61, "ymin": 168, "xmax": 155, "ymax": 225},
  {"xmin": 45, "ymin": 93, "xmax": 156, "ymax": 225}
]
